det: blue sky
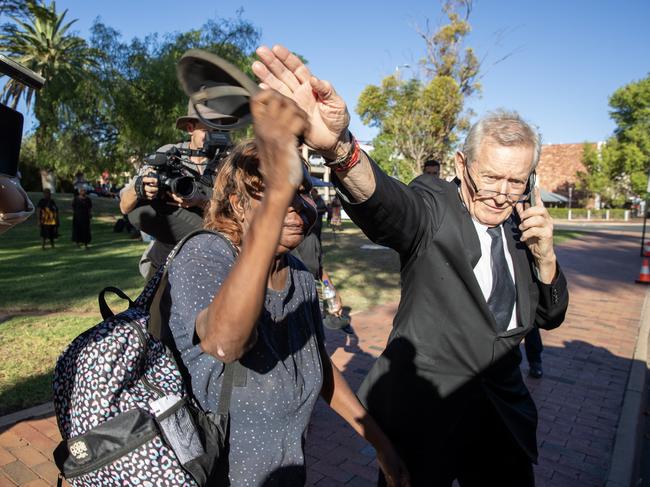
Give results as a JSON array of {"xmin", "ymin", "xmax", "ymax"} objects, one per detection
[{"xmin": 6, "ymin": 0, "xmax": 650, "ymax": 145}]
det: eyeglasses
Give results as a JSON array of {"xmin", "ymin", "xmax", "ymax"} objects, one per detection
[{"xmin": 464, "ymin": 166, "xmax": 531, "ymax": 204}]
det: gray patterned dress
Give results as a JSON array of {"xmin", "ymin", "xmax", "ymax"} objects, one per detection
[{"xmin": 166, "ymin": 233, "xmax": 325, "ymax": 486}]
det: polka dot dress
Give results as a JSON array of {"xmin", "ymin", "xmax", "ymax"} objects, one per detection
[{"xmin": 166, "ymin": 234, "xmax": 325, "ymax": 486}]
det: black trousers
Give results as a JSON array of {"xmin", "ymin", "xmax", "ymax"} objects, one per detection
[
  {"xmin": 524, "ymin": 327, "xmax": 543, "ymax": 364},
  {"xmin": 379, "ymin": 398, "xmax": 535, "ymax": 487}
]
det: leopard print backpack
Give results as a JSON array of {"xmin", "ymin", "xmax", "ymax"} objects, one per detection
[{"xmin": 52, "ymin": 230, "xmax": 242, "ymax": 486}]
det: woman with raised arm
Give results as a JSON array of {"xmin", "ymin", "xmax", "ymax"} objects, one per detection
[{"xmin": 163, "ymin": 89, "xmax": 409, "ymax": 487}]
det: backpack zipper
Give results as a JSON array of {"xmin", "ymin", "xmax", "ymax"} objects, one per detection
[{"xmin": 128, "ymin": 321, "xmax": 166, "ymax": 398}]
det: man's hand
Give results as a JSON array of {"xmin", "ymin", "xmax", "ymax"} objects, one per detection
[
  {"xmin": 516, "ymin": 193, "xmax": 557, "ymax": 284},
  {"xmin": 140, "ymin": 175, "xmax": 159, "ymax": 200},
  {"xmin": 250, "ymin": 89, "xmax": 308, "ymax": 198},
  {"xmin": 252, "ymin": 45, "xmax": 350, "ymax": 159}
]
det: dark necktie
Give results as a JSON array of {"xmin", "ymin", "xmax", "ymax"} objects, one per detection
[{"xmin": 486, "ymin": 226, "xmax": 516, "ymax": 332}]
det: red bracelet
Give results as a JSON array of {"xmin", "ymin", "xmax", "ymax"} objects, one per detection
[{"xmin": 333, "ymin": 135, "xmax": 361, "ymax": 173}]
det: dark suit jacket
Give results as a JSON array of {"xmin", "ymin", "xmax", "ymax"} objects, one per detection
[{"xmin": 336, "ymin": 162, "xmax": 569, "ymax": 464}]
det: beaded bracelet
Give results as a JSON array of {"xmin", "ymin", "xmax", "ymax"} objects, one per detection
[{"xmin": 325, "ymin": 133, "xmax": 361, "ymax": 173}]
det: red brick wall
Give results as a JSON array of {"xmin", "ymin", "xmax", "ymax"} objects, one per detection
[{"xmin": 536, "ymin": 143, "xmax": 593, "ymax": 198}]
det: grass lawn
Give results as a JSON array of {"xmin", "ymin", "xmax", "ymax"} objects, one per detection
[
  {"xmin": 0, "ymin": 314, "xmax": 97, "ymax": 415},
  {"xmin": 322, "ymin": 224, "xmax": 584, "ymax": 313},
  {"xmin": 0, "ymin": 193, "xmax": 146, "ymax": 312},
  {"xmin": 0, "ymin": 199, "xmax": 584, "ymax": 416}
]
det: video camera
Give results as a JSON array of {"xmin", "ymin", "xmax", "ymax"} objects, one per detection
[
  {"xmin": 0, "ymin": 54, "xmax": 45, "ymax": 178},
  {"xmin": 0, "ymin": 54, "xmax": 44, "ymax": 235},
  {"xmin": 143, "ymin": 131, "xmax": 231, "ymax": 199}
]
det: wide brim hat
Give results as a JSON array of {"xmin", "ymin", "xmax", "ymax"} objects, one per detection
[
  {"xmin": 175, "ymin": 97, "xmax": 238, "ymax": 130},
  {"xmin": 177, "ymin": 49, "xmax": 260, "ymax": 131}
]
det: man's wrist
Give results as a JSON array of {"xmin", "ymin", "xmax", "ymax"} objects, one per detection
[
  {"xmin": 324, "ymin": 132, "xmax": 361, "ymax": 173},
  {"xmin": 322, "ymin": 131, "xmax": 352, "ymax": 162},
  {"xmin": 536, "ymin": 254, "xmax": 558, "ymax": 284}
]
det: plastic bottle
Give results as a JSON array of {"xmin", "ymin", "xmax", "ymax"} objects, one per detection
[{"xmin": 322, "ymin": 279, "xmax": 338, "ymax": 313}]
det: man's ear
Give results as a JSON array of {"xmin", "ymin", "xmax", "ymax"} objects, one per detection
[
  {"xmin": 454, "ymin": 151, "xmax": 466, "ymax": 180},
  {"xmin": 186, "ymin": 121, "xmax": 196, "ymax": 134}
]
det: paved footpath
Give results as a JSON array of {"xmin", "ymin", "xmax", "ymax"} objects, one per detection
[{"xmin": 0, "ymin": 231, "xmax": 646, "ymax": 486}]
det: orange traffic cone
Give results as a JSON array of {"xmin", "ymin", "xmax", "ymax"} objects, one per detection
[
  {"xmin": 644, "ymin": 241, "xmax": 650, "ymax": 257},
  {"xmin": 636, "ymin": 258, "xmax": 650, "ymax": 284}
]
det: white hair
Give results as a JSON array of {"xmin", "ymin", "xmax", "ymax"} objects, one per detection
[{"xmin": 462, "ymin": 110, "xmax": 542, "ymax": 170}]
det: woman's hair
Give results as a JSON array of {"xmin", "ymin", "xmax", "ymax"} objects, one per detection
[{"xmin": 204, "ymin": 140, "xmax": 264, "ymax": 247}]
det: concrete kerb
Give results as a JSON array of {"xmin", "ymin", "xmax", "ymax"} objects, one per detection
[
  {"xmin": 0, "ymin": 401, "xmax": 53, "ymax": 430},
  {"xmin": 606, "ymin": 285, "xmax": 650, "ymax": 487}
]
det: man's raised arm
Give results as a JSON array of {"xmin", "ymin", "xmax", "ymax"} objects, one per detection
[
  {"xmin": 252, "ymin": 45, "xmax": 437, "ymax": 256},
  {"xmin": 252, "ymin": 45, "xmax": 376, "ymax": 203}
]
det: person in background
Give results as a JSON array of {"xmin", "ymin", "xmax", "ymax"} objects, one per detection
[
  {"xmin": 422, "ymin": 159, "xmax": 441, "ymax": 178},
  {"xmin": 119, "ymin": 99, "xmax": 227, "ymax": 278},
  {"xmin": 310, "ymin": 187, "xmax": 327, "ymax": 240},
  {"xmin": 73, "ymin": 171, "xmax": 88, "ymax": 195},
  {"xmin": 291, "ymin": 228, "xmax": 353, "ymax": 335},
  {"xmin": 329, "ymin": 194, "xmax": 342, "ymax": 231},
  {"xmin": 72, "ymin": 187, "xmax": 92, "ymax": 249},
  {"xmin": 37, "ymin": 188, "xmax": 59, "ymax": 249}
]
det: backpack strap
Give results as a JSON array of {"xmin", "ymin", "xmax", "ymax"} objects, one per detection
[
  {"xmin": 216, "ymin": 362, "xmax": 237, "ymax": 416},
  {"xmin": 147, "ymin": 229, "xmax": 237, "ymax": 338},
  {"xmin": 146, "ymin": 229, "xmax": 247, "ymax": 395}
]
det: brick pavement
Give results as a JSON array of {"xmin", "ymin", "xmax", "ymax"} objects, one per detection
[
  {"xmin": 308, "ymin": 231, "xmax": 647, "ymax": 487},
  {"xmin": 0, "ymin": 231, "xmax": 645, "ymax": 486}
]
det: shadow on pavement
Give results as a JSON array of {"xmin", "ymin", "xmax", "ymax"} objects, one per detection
[{"xmin": 314, "ymin": 331, "xmax": 641, "ymax": 486}]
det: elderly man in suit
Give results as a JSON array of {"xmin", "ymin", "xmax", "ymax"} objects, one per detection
[{"xmin": 253, "ymin": 45, "xmax": 568, "ymax": 487}]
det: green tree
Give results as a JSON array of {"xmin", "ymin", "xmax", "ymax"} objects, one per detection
[
  {"xmin": 4, "ymin": 5, "xmax": 260, "ymax": 182},
  {"xmin": 356, "ymin": 0, "xmax": 479, "ymax": 181},
  {"xmin": 580, "ymin": 74, "xmax": 650, "ymax": 205},
  {"xmin": 0, "ymin": 0, "xmax": 28, "ymax": 17},
  {"xmin": 85, "ymin": 13, "xmax": 259, "ymax": 175},
  {"xmin": 1, "ymin": 0, "xmax": 99, "ymax": 186},
  {"xmin": 0, "ymin": 1, "xmax": 95, "ymax": 110}
]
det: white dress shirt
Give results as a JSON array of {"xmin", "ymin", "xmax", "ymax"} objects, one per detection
[{"xmin": 471, "ymin": 220, "xmax": 518, "ymax": 331}]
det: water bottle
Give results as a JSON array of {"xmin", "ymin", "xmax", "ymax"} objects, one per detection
[{"xmin": 322, "ymin": 279, "xmax": 338, "ymax": 313}]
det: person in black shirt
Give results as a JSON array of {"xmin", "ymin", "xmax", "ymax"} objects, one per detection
[
  {"xmin": 71, "ymin": 187, "xmax": 92, "ymax": 248},
  {"xmin": 119, "ymin": 100, "xmax": 229, "ymax": 277},
  {"xmin": 310, "ymin": 188, "xmax": 327, "ymax": 240}
]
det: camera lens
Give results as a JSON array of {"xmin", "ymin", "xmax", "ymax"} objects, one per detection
[{"xmin": 170, "ymin": 177, "xmax": 196, "ymax": 198}]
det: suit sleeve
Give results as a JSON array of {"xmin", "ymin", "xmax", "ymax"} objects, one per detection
[
  {"xmin": 534, "ymin": 263, "xmax": 569, "ymax": 330},
  {"xmin": 333, "ymin": 157, "xmax": 442, "ymax": 258}
]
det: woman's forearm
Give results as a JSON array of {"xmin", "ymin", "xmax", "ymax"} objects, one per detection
[
  {"xmin": 196, "ymin": 191, "xmax": 292, "ymax": 362},
  {"xmin": 319, "ymin": 352, "xmax": 390, "ymax": 449}
]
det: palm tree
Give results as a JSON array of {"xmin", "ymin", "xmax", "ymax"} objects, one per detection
[
  {"xmin": 0, "ymin": 0, "xmax": 95, "ymax": 111},
  {"xmin": 0, "ymin": 0, "xmax": 29, "ymax": 17}
]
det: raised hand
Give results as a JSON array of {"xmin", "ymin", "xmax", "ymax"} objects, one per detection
[
  {"xmin": 252, "ymin": 45, "xmax": 350, "ymax": 157},
  {"xmin": 250, "ymin": 89, "xmax": 308, "ymax": 197},
  {"xmin": 516, "ymin": 190, "xmax": 557, "ymax": 283}
]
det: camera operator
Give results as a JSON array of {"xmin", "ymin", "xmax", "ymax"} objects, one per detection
[{"xmin": 119, "ymin": 100, "xmax": 233, "ymax": 278}]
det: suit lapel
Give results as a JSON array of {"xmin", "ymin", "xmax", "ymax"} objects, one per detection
[{"xmin": 504, "ymin": 217, "xmax": 532, "ymax": 328}]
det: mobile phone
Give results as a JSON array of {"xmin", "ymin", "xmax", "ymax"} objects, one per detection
[
  {"xmin": 0, "ymin": 104, "xmax": 23, "ymax": 177},
  {"xmin": 526, "ymin": 171, "xmax": 537, "ymax": 207}
]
